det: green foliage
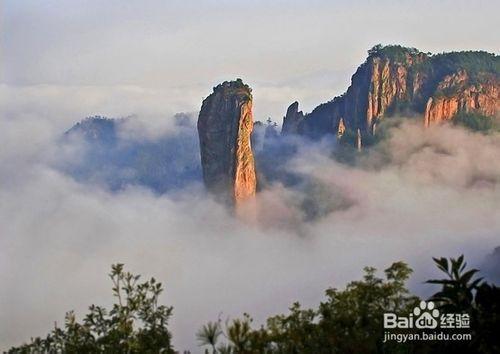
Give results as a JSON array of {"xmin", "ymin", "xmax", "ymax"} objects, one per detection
[
  {"xmin": 197, "ymin": 321, "xmax": 223, "ymax": 354},
  {"xmin": 8, "ymin": 264, "xmax": 174, "ymax": 354},
  {"xmin": 409, "ymin": 50, "xmax": 499, "ymax": 85},
  {"xmin": 315, "ymin": 262, "xmax": 418, "ymax": 353},
  {"xmin": 226, "ymin": 314, "xmax": 254, "ymax": 352},
  {"xmin": 453, "ymin": 112, "xmax": 499, "ymax": 132},
  {"xmin": 8, "ymin": 257, "xmax": 500, "ymax": 353},
  {"xmin": 427, "ymin": 255, "xmax": 500, "ymax": 354},
  {"xmin": 413, "ymin": 51, "xmax": 499, "ymax": 104},
  {"xmin": 213, "ymin": 79, "xmax": 252, "ymax": 102},
  {"xmin": 429, "ymin": 51, "xmax": 499, "ymax": 77},
  {"xmin": 199, "ymin": 257, "xmax": 500, "ymax": 353},
  {"xmin": 338, "ymin": 118, "xmax": 402, "ymax": 152},
  {"xmin": 367, "ymin": 44, "xmax": 422, "ymax": 62},
  {"xmin": 199, "ymin": 262, "xmax": 419, "ymax": 353},
  {"xmin": 427, "ymin": 255, "xmax": 481, "ymax": 312}
]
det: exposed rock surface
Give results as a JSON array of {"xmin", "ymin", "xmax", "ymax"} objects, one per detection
[
  {"xmin": 282, "ymin": 101, "xmax": 304, "ymax": 135},
  {"xmin": 424, "ymin": 71, "xmax": 499, "ymax": 127},
  {"xmin": 337, "ymin": 118, "xmax": 345, "ymax": 138},
  {"xmin": 197, "ymin": 79, "xmax": 256, "ymax": 204},
  {"xmin": 296, "ymin": 47, "xmax": 427, "ymax": 140},
  {"xmin": 284, "ymin": 45, "xmax": 499, "ymax": 145}
]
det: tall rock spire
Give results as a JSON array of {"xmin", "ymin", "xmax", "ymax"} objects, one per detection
[
  {"xmin": 197, "ymin": 79, "xmax": 257, "ymax": 205},
  {"xmin": 281, "ymin": 101, "xmax": 304, "ymax": 135}
]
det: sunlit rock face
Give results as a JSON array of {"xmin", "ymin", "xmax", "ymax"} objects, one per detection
[
  {"xmin": 283, "ymin": 45, "xmax": 499, "ymax": 145},
  {"xmin": 424, "ymin": 70, "xmax": 499, "ymax": 127},
  {"xmin": 291, "ymin": 47, "xmax": 428, "ymax": 140},
  {"xmin": 197, "ymin": 79, "xmax": 256, "ymax": 205}
]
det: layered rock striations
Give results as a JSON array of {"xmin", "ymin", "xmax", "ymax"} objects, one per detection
[
  {"xmin": 197, "ymin": 79, "xmax": 256, "ymax": 204},
  {"xmin": 283, "ymin": 45, "xmax": 499, "ymax": 143},
  {"xmin": 424, "ymin": 71, "xmax": 499, "ymax": 127}
]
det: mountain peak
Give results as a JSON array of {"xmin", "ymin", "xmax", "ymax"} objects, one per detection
[
  {"xmin": 198, "ymin": 79, "xmax": 256, "ymax": 205},
  {"xmin": 284, "ymin": 45, "xmax": 499, "ymax": 144}
]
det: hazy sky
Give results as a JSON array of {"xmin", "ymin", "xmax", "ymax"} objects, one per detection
[{"xmin": 2, "ymin": 0, "xmax": 499, "ymax": 122}]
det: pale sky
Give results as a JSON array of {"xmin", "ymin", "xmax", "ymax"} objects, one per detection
[{"xmin": 2, "ymin": 0, "xmax": 499, "ymax": 123}]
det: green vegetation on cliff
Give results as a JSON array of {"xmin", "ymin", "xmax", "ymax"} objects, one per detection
[
  {"xmin": 368, "ymin": 44, "xmax": 499, "ymax": 76},
  {"xmin": 428, "ymin": 51, "xmax": 499, "ymax": 77},
  {"xmin": 367, "ymin": 44, "xmax": 423, "ymax": 62},
  {"xmin": 8, "ymin": 264, "xmax": 174, "ymax": 354},
  {"xmin": 454, "ymin": 112, "xmax": 500, "ymax": 132},
  {"xmin": 212, "ymin": 78, "xmax": 252, "ymax": 102},
  {"xmin": 293, "ymin": 44, "xmax": 499, "ymax": 142}
]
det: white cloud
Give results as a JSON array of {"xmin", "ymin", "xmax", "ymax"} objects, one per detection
[{"xmin": 1, "ymin": 100, "xmax": 499, "ymax": 351}]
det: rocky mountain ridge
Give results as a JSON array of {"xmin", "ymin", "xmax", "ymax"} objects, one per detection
[
  {"xmin": 62, "ymin": 45, "xmax": 499, "ymax": 203},
  {"xmin": 282, "ymin": 45, "xmax": 499, "ymax": 146}
]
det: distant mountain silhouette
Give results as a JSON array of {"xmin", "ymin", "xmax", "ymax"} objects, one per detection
[{"xmin": 61, "ymin": 114, "xmax": 202, "ymax": 193}]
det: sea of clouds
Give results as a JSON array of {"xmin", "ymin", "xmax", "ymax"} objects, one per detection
[{"xmin": 1, "ymin": 86, "xmax": 499, "ymax": 352}]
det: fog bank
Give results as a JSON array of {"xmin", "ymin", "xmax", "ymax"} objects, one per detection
[{"xmin": 1, "ymin": 100, "xmax": 499, "ymax": 351}]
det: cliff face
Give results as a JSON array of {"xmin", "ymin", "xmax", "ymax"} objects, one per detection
[
  {"xmin": 286, "ymin": 46, "xmax": 499, "ymax": 142},
  {"xmin": 295, "ymin": 48, "xmax": 427, "ymax": 139},
  {"xmin": 424, "ymin": 71, "xmax": 499, "ymax": 127},
  {"xmin": 365, "ymin": 54, "xmax": 425, "ymax": 127},
  {"xmin": 282, "ymin": 101, "xmax": 304, "ymax": 135},
  {"xmin": 197, "ymin": 79, "xmax": 256, "ymax": 204}
]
